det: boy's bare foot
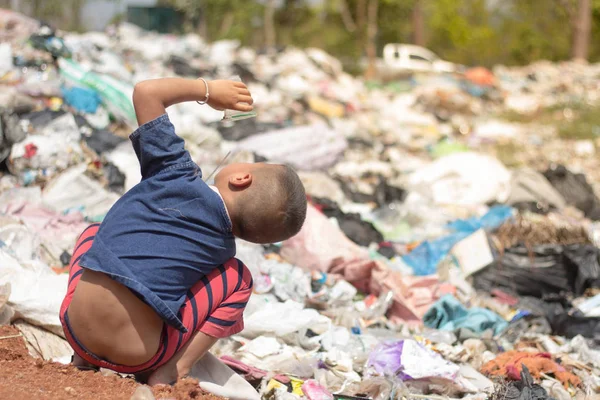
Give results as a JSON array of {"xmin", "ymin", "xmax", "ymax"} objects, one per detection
[
  {"xmin": 147, "ymin": 359, "xmax": 188, "ymax": 386},
  {"xmin": 147, "ymin": 331, "xmax": 217, "ymax": 386}
]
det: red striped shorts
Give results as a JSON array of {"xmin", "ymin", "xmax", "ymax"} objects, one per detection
[{"xmin": 59, "ymin": 223, "xmax": 253, "ymax": 374}]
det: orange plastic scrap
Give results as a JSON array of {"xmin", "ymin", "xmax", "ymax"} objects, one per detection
[
  {"xmin": 465, "ymin": 67, "xmax": 496, "ymax": 86},
  {"xmin": 481, "ymin": 350, "xmax": 581, "ymax": 389}
]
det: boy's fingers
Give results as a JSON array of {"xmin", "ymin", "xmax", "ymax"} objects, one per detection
[
  {"xmin": 233, "ymin": 81, "xmax": 247, "ymax": 89},
  {"xmin": 234, "ymin": 103, "xmax": 254, "ymax": 112},
  {"xmin": 237, "ymin": 88, "xmax": 251, "ymax": 96},
  {"xmin": 237, "ymin": 95, "xmax": 253, "ymax": 105}
]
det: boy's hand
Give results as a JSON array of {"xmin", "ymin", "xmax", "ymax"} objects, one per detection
[{"xmin": 207, "ymin": 80, "xmax": 254, "ymax": 112}]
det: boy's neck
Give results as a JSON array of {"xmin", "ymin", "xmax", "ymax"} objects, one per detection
[{"xmin": 209, "ymin": 185, "xmax": 233, "ymax": 224}]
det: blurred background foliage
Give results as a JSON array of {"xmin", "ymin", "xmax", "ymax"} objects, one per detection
[{"xmin": 7, "ymin": 0, "xmax": 600, "ymax": 67}]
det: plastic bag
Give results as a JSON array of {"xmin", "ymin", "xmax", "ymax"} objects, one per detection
[
  {"xmin": 0, "ymin": 249, "xmax": 67, "ymax": 336},
  {"xmin": 59, "ymin": 58, "xmax": 136, "ymax": 128},
  {"xmin": 190, "ymin": 351, "xmax": 261, "ymax": 400},
  {"xmin": 366, "ymin": 339, "xmax": 459, "ymax": 381},
  {"xmin": 10, "ymin": 113, "xmax": 84, "ymax": 184},
  {"xmin": 423, "ymin": 294, "xmax": 508, "ymax": 336},
  {"xmin": 301, "ymin": 380, "xmax": 334, "ymax": 400},
  {"xmin": 402, "ymin": 206, "xmax": 513, "ymax": 276},
  {"xmin": 407, "ymin": 152, "xmax": 511, "ymax": 206},
  {"xmin": 242, "ymin": 299, "xmax": 331, "ymax": 338},
  {"xmin": 42, "ymin": 164, "xmax": 119, "ymax": 220},
  {"xmin": 235, "ymin": 123, "xmax": 347, "ymax": 171},
  {"xmin": 473, "ymin": 244, "xmax": 600, "ymax": 298},
  {"xmin": 61, "ymin": 86, "xmax": 101, "ymax": 113},
  {"xmin": 281, "ymin": 203, "xmax": 369, "ymax": 273},
  {"xmin": 544, "ymin": 165, "xmax": 600, "ymax": 220}
]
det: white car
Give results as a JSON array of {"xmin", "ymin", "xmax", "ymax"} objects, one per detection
[{"xmin": 374, "ymin": 44, "xmax": 460, "ymax": 79}]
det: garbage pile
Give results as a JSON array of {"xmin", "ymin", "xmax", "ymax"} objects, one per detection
[{"xmin": 1, "ymin": 9, "xmax": 600, "ymax": 400}]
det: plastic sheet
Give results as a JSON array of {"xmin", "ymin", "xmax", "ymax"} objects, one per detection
[
  {"xmin": 366, "ymin": 339, "xmax": 460, "ymax": 381},
  {"xmin": 236, "ymin": 123, "xmax": 348, "ymax": 171}
]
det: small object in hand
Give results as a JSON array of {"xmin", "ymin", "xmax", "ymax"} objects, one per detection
[{"xmin": 223, "ymin": 75, "xmax": 257, "ymax": 122}]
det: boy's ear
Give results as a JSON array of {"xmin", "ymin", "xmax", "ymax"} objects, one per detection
[{"xmin": 229, "ymin": 172, "xmax": 252, "ymax": 188}]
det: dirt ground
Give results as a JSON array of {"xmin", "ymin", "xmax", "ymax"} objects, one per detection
[{"xmin": 0, "ymin": 326, "xmax": 225, "ymax": 400}]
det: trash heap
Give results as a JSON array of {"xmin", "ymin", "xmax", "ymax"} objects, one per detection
[{"xmin": 1, "ymin": 9, "xmax": 600, "ymax": 400}]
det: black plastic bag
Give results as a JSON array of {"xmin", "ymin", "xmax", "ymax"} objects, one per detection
[
  {"xmin": 0, "ymin": 111, "xmax": 26, "ymax": 162},
  {"xmin": 29, "ymin": 33, "xmax": 72, "ymax": 59},
  {"xmin": 83, "ymin": 129, "xmax": 126, "ymax": 155},
  {"xmin": 21, "ymin": 110, "xmax": 66, "ymax": 127},
  {"xmin": 516, "ymin": 296, "xmax": 600, "ymax": 340},
  {"xmin": 473, "ymin": 245, "xmax": 571, "ymax": 298},
  {"xmin": 337, "ymin": 175, "xmax": 406, "ymax": 207},
  {"xmin": 311, "ymin": 196, "xmax": 384, "ymax": 246},
  {"xmin": 549, "ymin": 313, "xmax": 600, "ymax": 341},
  {"xmin": 563, "ymin": 245, "xmax": 600, "ymax": 295},
  {"xmin": 473, "ymin": 244, "xmax": 600, "ymax": 298},
  {"xmin": 103, "ymin": 163, "xmax": 126, "ymax": 194},
  {"xmin": 544, "ymin": 165, "xmax": 600, "ymax": 220}
]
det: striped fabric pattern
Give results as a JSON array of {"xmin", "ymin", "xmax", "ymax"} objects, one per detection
[{"xmin": 59, "ymin": 224, "xmax": 253, "ymax": 374}]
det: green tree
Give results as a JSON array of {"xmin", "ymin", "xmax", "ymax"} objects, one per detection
[
  {"xmin": 160, "ymin": 0, "xmax": 600, "ymax": 68},
  {"xmin": 424, "ymin": 0, "xmax": 499, "ymax": 66}
]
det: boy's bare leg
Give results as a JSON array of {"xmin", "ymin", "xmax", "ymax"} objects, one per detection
[{"xmin": 147, "ymin": 331, "xmax": 219, "ymax": 386}]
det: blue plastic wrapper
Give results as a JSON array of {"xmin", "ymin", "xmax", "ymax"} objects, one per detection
[{"xmin": 402, "ymin": 205, "xmax": 513, "ymax": 276}]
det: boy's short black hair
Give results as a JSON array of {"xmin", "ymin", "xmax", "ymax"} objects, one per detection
[{"xmin": 236, "ymin": 165, "xmax": 307, "ymax": 244}]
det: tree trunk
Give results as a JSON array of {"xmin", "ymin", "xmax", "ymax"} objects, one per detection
[
  {"xmin": 198, "ymin": 1, "xmax": 208, "ymax": 40},
  {"xmin": 412, "ymin": 0, "xmax": 424, "ymax": 46},
  {"xmin": 31, "ymin": 0, "xmax": 42, "ymax": 18},
  {"xmin": 219, "ymin": 11, "xmax": 234, "ymax": 36},
  {"xmin": 572, "ymin": 0, "xmax": 591, "ymax": 60},
  {"xmin": 72, "ymin": 0, "xmax": 84, "ymax": 31},
  {"xmin": 365, "ymin": 0, "xmax": 379, "ymax": 79},
  {"xmin": 338, "ymin": 0, "xmax": 356, "ymax": 32},
  {"xmin": 264, "ymin": 0, "xmax": 276, "ymax": 49},
  {"xmin": 356, "ymin": 0, "xmax": 366, "ymax": 31}
]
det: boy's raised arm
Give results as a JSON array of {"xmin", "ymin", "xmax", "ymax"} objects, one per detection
[{"xmin": 132, "ymin": 78, "xmax": 254, "ymax": 126}]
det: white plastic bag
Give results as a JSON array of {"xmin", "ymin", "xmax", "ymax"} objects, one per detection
[
  {"xmin": 190, "ymin": 351, "xmax": 261, "ymax": 400},
  {"xmin": 0, "ymin": 250, "xmax": 67, "ymax": 336},
  {"xmin": 242, "ymin": 299, "xmax": 330, "ymax": 338},
  {"xmin": 407, "ymin": 152, "xmax": 511, "ymax": 206}
]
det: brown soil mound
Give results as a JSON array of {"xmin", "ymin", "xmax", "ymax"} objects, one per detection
[{"xmin": 0, "ymin": 326, "xmax": 224, "ymax": 400}]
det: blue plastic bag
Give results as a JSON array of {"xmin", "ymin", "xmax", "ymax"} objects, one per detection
[
  {"xmin": 402, "ymin": 205, "xmax": 513, "ymax": 276},
  {"xmin": 62, "ymin": 86, "xmax": 101, "ymax": 114}
]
